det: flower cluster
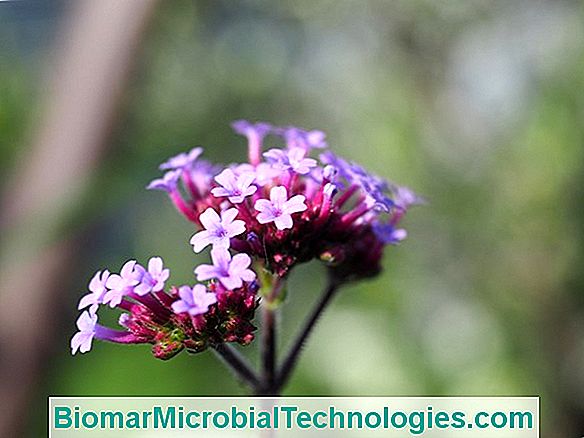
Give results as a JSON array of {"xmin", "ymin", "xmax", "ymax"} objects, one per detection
[
  {"xmin": 71, "ymin": 121, "xmax": 419, "ymax": 359},
  {"xmin": 71, "ymin": 256, "xmax": 258, "ymax": 359}
]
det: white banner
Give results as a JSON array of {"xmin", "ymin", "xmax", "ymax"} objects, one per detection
[{"xmin": 49, "ymin": 396, "xmax": 538, "ymax": 437}]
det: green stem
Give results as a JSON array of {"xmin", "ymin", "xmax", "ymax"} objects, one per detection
[
  {"xmin": 275, "ymin": 277, "xmax": 340, "ymax": 392},
  {"xmin": 258, "ymin": 276, "xmax": 285, "ymax": 395},
  {"xmin": 212, "ymin": 343, "xmax": 260, "ymax": 391}
]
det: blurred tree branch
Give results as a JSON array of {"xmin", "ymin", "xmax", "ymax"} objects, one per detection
[{"xmin": 0, "ymin": 1, "xmax": 157, "ymax": 435}]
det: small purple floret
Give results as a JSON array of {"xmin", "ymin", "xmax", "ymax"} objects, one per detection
[
  {"xmin": 103, "ymin": 260, "xmax": 144, "ymax": 307},
  {"xmin": 275, "ymin": 126, "xmax": 328, "ymax": 151},
  {"xmin": 146, "ymin": 169, "xmax": 181, "ymax": 193},
  {"xmin": 254, "ymin": 186, "xmax": 307, "ymax": 230},
  {"xmin": 159, "ymin": 147, "xmax": 203, "ymax": 170},
  {"xmin": 195, "ymin": 247, "xmax": 256, "ymax": 290},
  {"xmin": 134, "ymin": 257, "xmax": 170, "ymax": 296},
  {"xmin": 190, "ymin": 208, "xmax": 246, "ymax": 252},
  {"xmin": 263, "ymin": 147, "xmax": 317, "ymax": 175},
  {"xmin": 211, "ymin": 168, "xmax": 257, "ymax": 204},
  {"xmin": 78, "ymin": 270, "xmax": 110, "ymax": 312},
  {"xmin": 171, "ymin": 284, "xmax": 217, "ymax": 316},
  {"xmin": 70, "ymin": 311, "xmax": 97, "ymax": 354}
]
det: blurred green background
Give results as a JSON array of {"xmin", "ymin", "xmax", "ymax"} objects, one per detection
[{"xmin": 1, "ymin": 1, "xmax": 584, "ymax": 436}]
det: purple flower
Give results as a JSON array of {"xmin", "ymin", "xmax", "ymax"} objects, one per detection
[
  {"xmin": 159, "ymin": 147, "xmax": 203, "ymax": 170},
  {"xmin": 232, "ymin": 120, "xmax": 272, "ymax": 140},
  {"xmin": 171, "ymin": 284, "xmax": 217, "ymax": 316},
  {"xmin": 321, "ymin": 151, "xmax": 394, "ymax": 212},
  {"xmin": 233, "ymin": 163, "xmax": 282, "ymax": 187},
  {"xmin": 232, "ymin": 120, "xmax": 272, "ymax": 165},
  {"xmin": 70, "ymin": 311, "xmax": 97, "ymax": 354},
  {"xmin": 118, "ymin": 313, "xmax": 131, "ymax": 328},
  {"xmin": 263, "ymin": 147, "xmax": 317, "ymax": 175},
  {"xmin": 134, "ymin": 257, "xmax": 170, "ymax": 296},
  {"xmin": 78, "ymin": 270, "xmax": 110, "ymax": 312},
  {"xmin": 211, "ymin": 168, "xmax": 257, "ymax": 203},
  {"xmin": 103, "ymin": 260, "xmax": 145, "ymax": 307},
  {"xmin": 372, "ymin": 223, "xmax": 407, "ymax": 244},
  {"xmin": 146, "ymin": 169, "xmax": 181, "ymax": 193},
  {"xmin": 189, "ymin": 160, "xmax": 221, "ymax": 190},
  {"xmin": 254, "ymin": 186, "xmax": 307, "ymax": 230},
  {"xmin": 195, "ymin": 248, "xmax": 256, "ymax": 290},
  {"xmin": 319, "ymin": 151, "xmax": 353, "ymax": 182},
  {"xmin": 275, "ymin": 126, "xmax": 328, "ymax": 151},
  {"xmin": 190, "ymin": 208, "xmax": 246, "ymax": 253},
  {"xmin": 392, "ymin": 185, "xmax": 424, "ymax": 210}
]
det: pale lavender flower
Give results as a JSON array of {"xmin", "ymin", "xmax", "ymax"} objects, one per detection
[
  {"xmin": 188, "ymin": 160, "xmax": 221, "ymax": 192},
  {"xmin": 103, "ymin": 260, "xmax": 145, "ymax": 307},
  {"xmin": 233, "ymin": 162, "xmax": 282, "ymax": 186},
  {"xmin": 321, "ymin": 151, "xmax": 394, "ymax": 212},
  {"xmin": 190, "ymin": 208, "xmax": 246, "ymax": 252},
  {"xmin": 159, "ymin": 147, "xmax": 203, "ymax": 170},
  {"xmin": 78, "ymin": 270, "xmax": 110, "ymax": 312},
  {"xmin": 276, "ymin": 126, "xmax": 327, "ymax": 151},
  {"xmin": 195, "ymin": 247, "xmax": 256, "ymax": 290},
  {"xmin": 211, "ymin": 168, "xmax": 257, "ymax": 203},
  {"xmin": 392, "ymin": 185, "xmax": 425, "ymax": 210},
  {"xmin": 118, "ymin": 313, "xmax": 131, "ymax": 328},
  {"xmin": 232, "ymin": 120, "xmax": 272, "ymax": 165},
  {"xmin": 134, "ymin": 257, "xmax": 170, "ymax": 295},
  {"xmin": 171, "ymin": 284, "xmax": 217, "ymax": 316},
  {"xmin": 263, "ymin": 147, "xmax": 317, "ymax": 175},
  {"xmin": 254, "ymin": 186, "xmax": 307, "ymax": 230},
  {"xmin": 319, "ymin": 151, "xmax": 353, "ymax": 182},
  {"xmin": 372, "ymin": 223, "xmax": 407, "ymax": 244},
  {"xmin": 70, "ymin": 311, "xmax": 97, "ymax": 354},
  {"xmin": 146, "ymin": 169, "xmax": 181, "ymax": 193}
]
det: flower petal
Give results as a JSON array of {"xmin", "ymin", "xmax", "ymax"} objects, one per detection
[
  {"xmin": 190, "ymin": 230, "xmax": 212, "ymax": 253},
  {"xmin": 270, "ymin": 186, "xmax": 288, "ymax": 205},
  {"xmin": 199, "ymin": 208, "xmax": 221, "ymax": 230},
  {"xmin": 254, "ymin": 199, "xmax": 272, "ymax": 213},
  {"xmin": 148, "ymin": 257, "xmax": 163, "ymax": 276},
  {"xmin": 284, "ymin": 195, "xmax": 308, "ymax": 214},
  {"xmin": 274, "ymin": 214, "xmax": 293, "ymax": 230},
  {"xmin": 229, "ymin": 253, "xmax": 252, "ymax": 273},
  {"xmin": 194, "ymin": 264, "xmax": 218, "ymax": 282},
  {"xmin": 220, "ymin": 208, "xmax": 239, "ymax": 225}
]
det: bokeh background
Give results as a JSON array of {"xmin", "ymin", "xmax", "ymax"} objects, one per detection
[{"xmin": 1, "ymin": 1, "xmax": 583, "ymax": 436}]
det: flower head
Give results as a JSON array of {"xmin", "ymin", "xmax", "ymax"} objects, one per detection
[
  {"xmin": 72, "ymin": 120, "xmax": 418, "ymax": 362},
  {"xmin": 263, "ymin": 147, "xmax": 317, "ymax": 175},
  {"xmin": 254, "ymin": 186, "xmax": 307, "ymax": 230},
  {"xmin": 159, "ymin": 147, "xmax": 203, "ymax": 170},
  {"xmin": 171, "ymin": 284, "xmax": 217, "ymax": 316},
  {"xmin": 190, "ymin": 208, "xmax": 246, "ymax": 252},
  {"xmin": 211, "ymin": 168, "xmax": 257, "ymax": 203},
  {"xmin": 78, "ymin": 270, "xmax": 110, "ymax": 311},
  {"xmin": 71, "ymin": 311, "xmax": 97, "ymax": 354},
  {"xmin": 195, "ymin": 248, "xmax": 256, "ymax": 290}
]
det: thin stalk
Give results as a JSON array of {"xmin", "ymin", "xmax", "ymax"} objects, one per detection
[
  {"xmin": 258, "ymin": 277, "xmax": 285, "ymax": 395},
  {"xmin": 212, "ymin": 343, "xmax": 260, "ymax": 390},
  {"xmin": 259, "ymin": 305, "xmax": 277, "ymax": 394},
  {"xmin": 276, "ymin": 278, "xmax": 340, "ymax": 391}
]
